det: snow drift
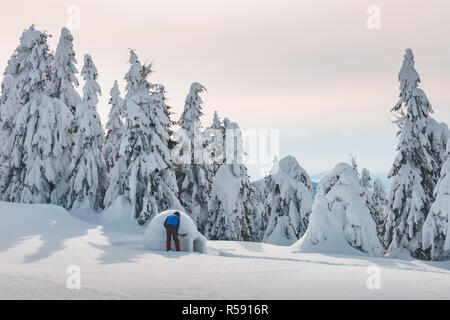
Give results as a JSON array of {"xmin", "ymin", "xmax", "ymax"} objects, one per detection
[{"xmin": 144, "ymin": 210, "xmax": 207, "ymax": 253}]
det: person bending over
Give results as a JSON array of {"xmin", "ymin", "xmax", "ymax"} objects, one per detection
[{"xmin": 164, "ymin": 212, "xmax": 181, "ymax": 252}]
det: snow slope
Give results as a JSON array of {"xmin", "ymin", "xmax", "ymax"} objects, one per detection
[{"xmin": 0, "ymin": 201, "xmax": 449, "ymax": 299}]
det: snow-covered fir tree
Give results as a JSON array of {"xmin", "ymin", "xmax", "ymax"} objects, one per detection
[
  {"xmin": 259, "ymin": 156, "xmax": 314, "ymax": 246},
  {"xmin": 384, "ymin": 49, "xmax": 448, "ymax": 259},
  {"xmin": 422, "ymin": 142, "xmax": 450, "ymax": 260},
  {"xmin": 204, "ymin": 111, "xmax": 226, "ymax": 173},
  {"xmin": 150, "ymin": 83, "xmax": 176, "ymax": 150},
  {"xmin": 103, "ymin": 80, "xmax": 123, "ymax": 172},
  {"xmin": 174, "ymin": 83, "xmax": 213, "ymax": 231},
  {"xmin": 65, "ymin": 55, "xmax": 108, "ymax": 211},
  {"xmin": 251, "ymin": 178, "xmax": 268, "ymax": 241},
  {"xmin": 349, "ymin": 154, "xmax": 358, "ymax": 174},
  {"xmin": 0, "ymin": 75, "xmax": 20, "ymax": 195},
  {"xmin": 51, "ymin": 27, "xmax": 81, "ymax": 115},
  {"xmin": 137, "ymin": 82, "xmax": 182, "ymax": 224},
  {"xmin": 359, "ymin": 168, "xmax": 385, "ymax": 242},
  {"xmin": 0, "ymin": 75, "xmax": 19, "ymax": 149},
  {"xmin": 104, "ymin": 51, "xmax": 181, "ymax": 224},
  {"xmin": 0, "ymin": 26, "xmax": 73, "ymax": 204},
  {"xmin": 205, "ymin": 122, "xmax": 254, "ymax": 241},
  {"xmin": 295, "ymin": 163, "xmax": 383, "ymax": 256},
  {"xmin": 372, "ymin": 178, "xmax": 387, "ymax": 240}
]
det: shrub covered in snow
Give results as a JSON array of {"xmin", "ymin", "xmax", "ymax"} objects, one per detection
[
  {"xmin": 292, "ymin": 163, "xmax": 383, "ymax": 256},
  {"xmin": 144, "ymin": 210, "xmax": 207, "ymax": 253}
]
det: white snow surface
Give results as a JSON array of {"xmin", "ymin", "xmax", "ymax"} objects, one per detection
[
  {"xmin": 0, "ymin": 201, "xmax": 449, "ymax": 299},
  {"xmin": 144, "ymin": 210, "xmax": 207, "ymax": 253}
]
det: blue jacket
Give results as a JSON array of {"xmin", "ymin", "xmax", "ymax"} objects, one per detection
[{"xmin": 164, "ymin": 215, "xmax": 180, "ymax": 231}]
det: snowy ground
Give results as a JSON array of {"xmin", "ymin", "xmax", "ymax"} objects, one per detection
[{"xmin": 0, "ymin": 201, "xmax": 449, "ymax": 300}]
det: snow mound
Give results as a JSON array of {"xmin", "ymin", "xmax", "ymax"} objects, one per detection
[
  {"xmin": 290, "ymin": 195, "xmax": 367, "ymax": 256},
  {"xmin": 144, "ymin": 210, "xmax": 207, "ymax": 253},
  {"xmin": 99, "ymin": 196, "xmax": 145, "ymax": 234},
  {"xmin": 291, "ymin": 163, "xmax": 383, "ymax": 257}
]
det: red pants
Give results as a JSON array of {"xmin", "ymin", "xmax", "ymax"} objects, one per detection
[{"xmin": 166, "ymin": 225, "xmax": 180, "ymax": 251}]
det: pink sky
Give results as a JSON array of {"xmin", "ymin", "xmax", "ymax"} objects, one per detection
[{"xmin": 0, "ymin": 0, "xmax": 449, "ymax": 178}]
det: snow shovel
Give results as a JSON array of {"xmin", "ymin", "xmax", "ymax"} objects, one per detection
[{"xmin": 178, "ymin": 233, "xmax": 188, "ymax": 237}]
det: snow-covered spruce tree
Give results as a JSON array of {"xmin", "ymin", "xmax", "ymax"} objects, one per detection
[
  {"xmin": 384, "ymin": 49, "xmax": 446, "ymax": 259},
  {"xmin": 103, "ymin": 80, "xmax": 123, "ymax": 172},
  {"xmin": 150, "ymin": 83, "xmax": 177, "ymax": 150},
  {"xmin": 104, "ymin": 51, "xmax": 181, "ymax": 224},
  {"xmin": 65, "ymin": 55, "xmax": 108, "ymax": 211},
  {"xmin": 205, "ymin": 122, "xmax": 254, "ymax": 241},
  {"xmin": 204, "ymin": 111, "xmax": 226, "ymax": 174},
  {"xmin": 174, "ymin": 83, "xmax": 213, "ymax": 231},
  {"xmin": 257, "ymin": 156, "xmax": 314, "ymax": 245},
  {"xmin": 0, "ymin": 75, "xmax": 21, "ymax": 197},
  {"xmin": 422, "ymin": 142, "xmax": 450, "ymax": 260},
  {"xmin": 138, "ymin": 82, "xmax": 182, "ymax": 224},
  {"xmin": 359, "ymin": 168, "xmax": 385, "ymax": 242},
  {"xmin": 0, "ymin": 76, "xmax": 19, "ymax": 150},
  {"xmin": 350, "ymin": 154, "xmax": 359, "ymax": 174},
  {"xmin": 51, "ymin": 27, "xmax": 81, "ymax": 115},
  {"xmin": 0, "ymin": 26, "xmax": 73, "ymax": 204},
  {"xmin": 294, "ymin": 163, "xmax": 383, "ymax": 256},
  {"xmin": 1, "ymin": 57, "xmax": 19, "ymax": 104},
  {"xmin": 359, "ymin": 168, "xmax": 373, "ymax": 207},
  {"xmin": 372, "ymin": 178, "xmax": 387, "ymax": 239},
  {"xmin": 251, "ymin": 178, "xmax": 268, "ymax": 241}
]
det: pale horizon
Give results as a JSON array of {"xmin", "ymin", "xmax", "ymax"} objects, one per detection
[{"xmin": 1, "ymin": 0, "xmax": 449, "ymax": 179}]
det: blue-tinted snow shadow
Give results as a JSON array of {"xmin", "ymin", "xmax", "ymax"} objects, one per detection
[
  {"xmin": 312, "ymin": 252, "xmax": 450, "ymax": 273},
  {"xmin": 237, "ymin": 241, "xmax": 265, "ymax": 252},
  {"xmin": 0, "ymin": 203, "xmax": 91, "ymax": 263}
]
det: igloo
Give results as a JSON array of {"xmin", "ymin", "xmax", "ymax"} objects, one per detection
[{"xmin": 143, "ymin": 210, "xmax": 207, "ymax": 254}]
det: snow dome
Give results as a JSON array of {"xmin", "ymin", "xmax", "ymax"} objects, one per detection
[{"xmin": 144, "ymin": 210, "xmax": 207, "ymax": 254}]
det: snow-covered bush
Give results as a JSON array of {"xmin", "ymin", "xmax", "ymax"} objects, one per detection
[
  {"xmin": 422, "ymin": 142, "xmax": 450, "ymax": 260},
  {"xmin": 144, "ymin": 210, "xmax": 207, "ymax": 253},
  {"xmin": 293, "ymin": 163, "xmax": 383, "ymax": 256}
]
